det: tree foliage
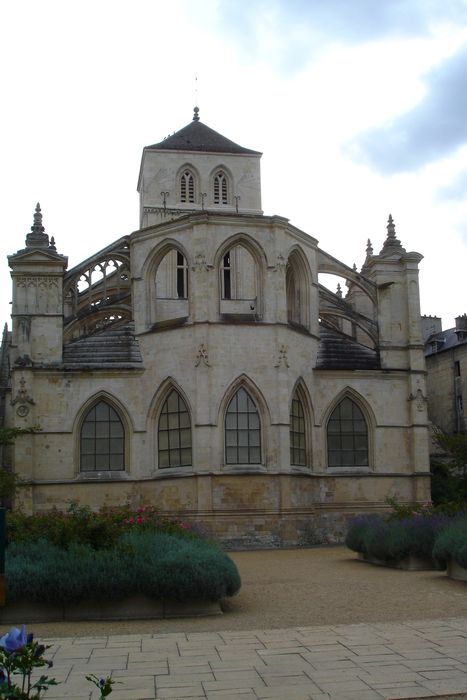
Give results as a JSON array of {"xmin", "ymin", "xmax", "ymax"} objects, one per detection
[{"xmin": 431, "ymin": 430, "xmax": 467, "ymax": 506}]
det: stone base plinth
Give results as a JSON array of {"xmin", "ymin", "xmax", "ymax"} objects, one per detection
[
  {"xmin": 0, "ymin": 596, "xmax": 222, "ymax": 623},
  {"xmin": 358, "ymin": 552, "xmax": 445, "ymax": 571},
  {"xmin": 447, "ymin": 560, "xmax": 467, "ymax": 581}
]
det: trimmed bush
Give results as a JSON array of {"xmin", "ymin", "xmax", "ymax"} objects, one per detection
[
  {"xmin": 433, "ymin": 516, "xmax": 467, "ymax": 567},
  {"xmin": 5, "ymin": 532, "xmax": 241, "ymax": 604},
  {"xmin": 346, "ymin": 513, "xmax": 451, "ymax": 561},
  {"xmin": 345, "ymin": 514, "xmax": 382, "ymax": 554}
]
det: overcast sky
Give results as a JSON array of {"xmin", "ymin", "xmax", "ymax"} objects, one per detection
[{"xmin": 1, "ymin": 0, "xmax": 467, "ymax": 331}]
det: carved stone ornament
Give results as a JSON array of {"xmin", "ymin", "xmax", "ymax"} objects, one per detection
[
  {"xmin": 14, "ymin": 354, "xmax": 32, "ymax": 367},
  {"xmin": 191, "ymin": 253, "xmax": 212, "ymax": 272},
  {"xmin": 408, "ymin": 383, "xmax": 427, "ymax": 412},
  {"xmin": 11, "ymin": 376, "xmax": 35, "ymax": 417},
  {"xmin": 195, "ymin": 343, "xmax": 211, "ymax": 367},
  {"xmin": 274, "ymin": 253, "xmax": 287, "ymax": 271},
  {"xmin": 274, "ymin": 345, "xmax": 290, "ymax": 368}
]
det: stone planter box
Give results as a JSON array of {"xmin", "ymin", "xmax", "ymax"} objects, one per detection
[
  {"xmin": 0, "ymin": 595, "xmax": 222, "ymax": 624},
  {"xmin": 358, "ymin": 552, "xmax": 445, "ymax": 571},
  {"xmin": 447, "ymin": 560, "xmax": 467, "ymax": 581}
]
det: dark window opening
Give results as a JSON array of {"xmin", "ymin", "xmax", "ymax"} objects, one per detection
[
  {"xmin": 290, "ymin": 394, "xmax": 306, "ymax": 466},
  {"xmin": 223, "ymin": 252, "xmax": 231, "ymax": 299}
]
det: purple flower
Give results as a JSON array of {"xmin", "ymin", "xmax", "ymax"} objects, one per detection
[{"xmin": 0, "ymin": 625, "xmax": 28, "ymax": 653}]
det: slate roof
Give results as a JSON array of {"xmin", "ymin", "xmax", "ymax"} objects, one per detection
[
  {"xmin": 317, "ymin": 324, "xmax": 380, "ymax": 370},
  {"xmin": 146, "ymin": 119, "xmax": 261, "ymax": 155},
  {"xmin": 63, "ymin": 323, "xmax": 142, "ymax": 369},
  {"xmin": 425, "ymin": 327, "xmax": 467, "ymax": 357}
]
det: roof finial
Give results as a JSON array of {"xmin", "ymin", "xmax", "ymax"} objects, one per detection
[
  {"xmin": 366, "ymin": 238, "xmax": 373, "ymax": 257},
  {"xmin": 379, "ymin": 213, "xmax": 405, "ymax": 256},
  {"xmin": 32, "ymin": 203, "xmax": 44, "ymax": 235},
  {"xmin": 25, "ymin": 202, "xmax": 49, "ymax": 248},
  {"xmin": 193, "ymin": 106, "xmax": 200, "ymax": 122},
  {"xmin": 336, "ymin": 283, "xmax": 342, "ymax": 298}
]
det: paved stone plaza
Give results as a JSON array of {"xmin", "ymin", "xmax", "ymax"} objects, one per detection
[{"xmin": 39, "ymin": 617, "xmax": 467, "ymax": 699}]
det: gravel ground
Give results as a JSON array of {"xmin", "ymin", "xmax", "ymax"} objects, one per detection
[{"xmin": 13, "ymin": 546, "xmax": 467, "ymax": 638}]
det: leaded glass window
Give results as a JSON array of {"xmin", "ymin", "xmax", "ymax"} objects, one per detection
[
  {"xmin": 158, "ymin": 390, "xmax": 192, "ymax": 468},
  {"xmin": 327, "ymin": 397, "xmax": 368, "ymax": 468},
  {"xmin": 225, "ymin": 388, "xmax": 261, "ymax": 464},
  {"xmin": 290, "ymin": 392, "xmax": 306, "ymax": 466},
  {"xmin": 80, "ymin": 400, "xmax": 124, "ymax": 471}
]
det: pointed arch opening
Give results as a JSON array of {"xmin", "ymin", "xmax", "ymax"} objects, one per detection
[
  {"xmin": 179, "ymin": 168, "xmax": 196, "ymax": 203},
  {"xmin": 80, "ymin": 399, "xmax": 125, "ymax": 471},
  {"xmin": 150, "ymin": 242, "xmax": 190, "ymax": 325},
  {"xmin": 290, "ymin": 384, "xmax": 312, "ymax": 468},
  {"xmin": 225, "ymin": 387, "xmax": 261, "ymax": 464},
  {"xmin": 286, "ymin": 248, "xmax": 311, "ymax": 330},
  {"xmin": 213, "ymin": 170, "xmax": 229, "ymax": 205},
  {"xmin": 327, "ymin": 395, "xmax": 369, "ymax": 468},
  {"xmin": 217, "ymin": 234, "xmax": 264, "ymax": 319},
  {"xmin": 158, "ymin": 388, "xmax": 192, "ymax": 468}
]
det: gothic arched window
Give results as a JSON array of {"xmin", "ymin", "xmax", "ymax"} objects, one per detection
[
  {"xmin": 158, "ymin": 389, "xmax": 192, "ymax": 468},
  {"xmin": 214, "ymin": 170, "xmax": 228, "ymax": 204},
  {"xmin": 80, "ymin": 400, "xmax": 125, "ymax": 471},
  {"xmin": 221, "ymin": 244, "xmax": 257, "ymax": 301},
  {"xmin": 225, "ymin": 388, "xmax": 261, "ymax": 464},
  {"xmin": 155, "ymin": 249, "xmax": 188, "ymax": 299},
  {"xmin": 327, "ymin": 397, "xmax": 368, "ymax": 468},
  {"xmin": 180, "ymin": 170, "xmax": 195, "ymax": 203},
  {"xmin": 290, "ymin": 390, "xmax": 306, "ymax": 466}
]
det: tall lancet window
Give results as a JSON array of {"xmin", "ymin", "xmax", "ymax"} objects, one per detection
[
  {"xmin": 290, "ymin": 391, "xmax": 306, "ymax": 466},
  {"xmin": 327, "ymin": 397, "xmax": 368, "ymax": 468},
  {"xmin": 180, "ymin": 170, "xmax": 195, "ymax": 203},
  {"xmin": 225, "ymin": 388, "xmax": 261, "ymax": 464},
  {"xmin": 80, "ymin": 401, "xmax": 125, "ymax": 471},
  {"xmin": 214, "ymin": 171, "xmax": 228, "ymax": 204},
  {"xmin": 158, "ymin": 389, "xmax": 192, "ymax": 468}
]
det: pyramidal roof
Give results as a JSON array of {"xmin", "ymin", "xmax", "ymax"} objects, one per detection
[{"xmin": 146, "ymin": 107, "xmax": 261, "ymax": 156}]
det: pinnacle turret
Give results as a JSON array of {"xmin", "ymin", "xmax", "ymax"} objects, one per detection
[
  {"xmin": 25, "ymin": 203, "xmax": 49, "ymax": 249},
  {"xmin": 379, "ymin": 214, "xmax": 405, "ymax": 256}
]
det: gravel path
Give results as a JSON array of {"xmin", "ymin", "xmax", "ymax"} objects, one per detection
[{"xmin": 15, "ymin": 546, "xmax": 467, "ymax": 638}]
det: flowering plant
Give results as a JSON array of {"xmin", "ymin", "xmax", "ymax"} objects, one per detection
[
  {"xmin": 0, "ymin": 626, "xmax": 115, "ymax": 699},
  {"xmin": 0, "ymin": 625, "xmax": 57, "ymax": 699},
  {"xmin": 86, "ymin": 674, "xmax": 118, "ymax": 698}
]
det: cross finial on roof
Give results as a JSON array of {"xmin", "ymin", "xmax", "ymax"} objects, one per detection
[{"xmin": 193, "ymin": 106, "xmax": 200, "ymax": 122}]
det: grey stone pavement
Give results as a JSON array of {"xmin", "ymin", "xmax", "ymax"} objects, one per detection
[{"xmin": 40, "ymin": 617, "xmax": 467, "ymax": 700}]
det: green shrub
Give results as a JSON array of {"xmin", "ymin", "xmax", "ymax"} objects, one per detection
[
  {"xmin": 433, "ymin": 517, "xmax": 467, "ymax": 567},
  {"xmin": 7, "ymin": 502, "xmax": 201, "ymax": 550},
  {"xmin": 5, "ymin": 532, "xmax": 241, "ymax": 604},
  {"xmin": 7, "ymin": 504, "xmax": 120, "ymax": 551},
  {"xmin": 346, "ymin": 513, "xmax": 451, "ymax": 561},
  {"xmin": 345, "ymin": 514, "xmax": 382, "ymax": 554}
]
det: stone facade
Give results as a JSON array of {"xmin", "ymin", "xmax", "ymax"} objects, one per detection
[
  {"xmin": 424, "ymin": 314, "xmax": 467, "ymax": 434},
  {"xmin": 0, "ymin": 110, "xmax": 431, "ymax": 547}
]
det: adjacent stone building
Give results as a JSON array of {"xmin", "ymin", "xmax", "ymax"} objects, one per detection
[
  {"xmin": 423, "ymin": 314, "xmax": 467, "ymax": 434},
  {"xmin": 0, "ymin": 109, "xmax": 431, "ymax": 546}
]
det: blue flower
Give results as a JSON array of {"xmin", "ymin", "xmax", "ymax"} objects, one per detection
[{"xmin": 0, "ymin": 625, "xmax": 28, "ymax": 653}]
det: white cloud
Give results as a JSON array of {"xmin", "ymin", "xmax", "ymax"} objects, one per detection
[{"xmin": 1, "ymin": 0, "xmax": 467, "ymax": 332}]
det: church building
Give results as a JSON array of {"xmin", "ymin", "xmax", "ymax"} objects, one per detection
[{"xmin": 0, "ymin": 109, "xmax": 431, "ymax": 547}]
